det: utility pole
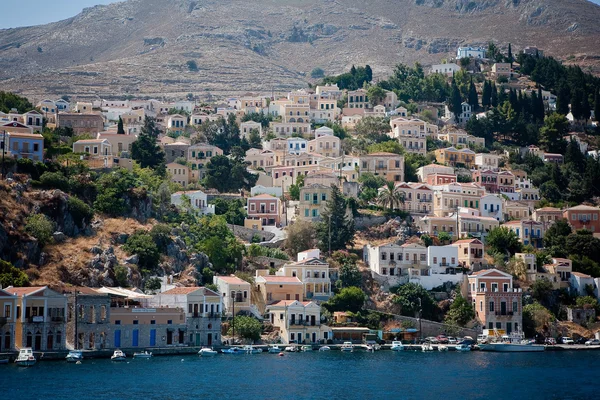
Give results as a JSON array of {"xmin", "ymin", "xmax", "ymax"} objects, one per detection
[
  {"xmin": 328, "ymin": 214, "xmax": 332, "ymax": 257},
  {"xmin": 73, "ymin": 290, "xmax": 79, "ymax": 350},
  {"xmin": 231, "ymin": 291, "xmax": 235, "ymax": 344}
]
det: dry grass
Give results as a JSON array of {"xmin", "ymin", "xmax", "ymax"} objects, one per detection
[{"xmin": 34, "ymin": 217, "xmax": 151, "ymax": 287}]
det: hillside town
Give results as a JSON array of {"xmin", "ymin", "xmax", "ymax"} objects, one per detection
[{"xmin": 2, "ymin": 42, "xmax": 600, "ymax": 358}]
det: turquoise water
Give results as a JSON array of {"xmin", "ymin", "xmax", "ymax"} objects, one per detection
[{"xmin": 3, "ymin": 350, "xmax": 598, "ymax": 399}]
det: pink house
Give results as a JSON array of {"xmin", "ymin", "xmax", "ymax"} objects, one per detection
[{"xmin": 247, "ymin": 194, "xmax": 282, "ymax": 226}]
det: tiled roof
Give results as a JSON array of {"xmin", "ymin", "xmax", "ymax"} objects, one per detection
[
  {"xmin": 572, "ymin": 272, "xmax": 592, "ymax": 278},
  {"xmin": 161, "ymin": 287, "xmax": 202, "ymax": 295},
  {"xmin": 268, "ymin": 300, "xmax": 313, "ymax": 307},
  {"xmin": 216, "ymin": 276, "xmax": 250, "ymax": 285},
  {"xmin": 6, "ymin": 286, "xmax": 46, "ymax": 297},
  {"xmin": 259, "ymin": 276, "xmax": 302, "ymax": 284},
  {"xmin": 452, "ymin": 239, "xmax": 482, "ymax": 245}
]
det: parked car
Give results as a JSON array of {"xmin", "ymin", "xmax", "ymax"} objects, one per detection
[
  {"xmin": 562, "ymin": 337, "xmax": 575, "ymax": 345},
  {"xmin": 585, "ymin": 339, "xmax": 600, "ymax": 346},
  {"xmin": 545, "ymin": 337, "xmax": 556, "ymax": 345},
  {"xmin": 436, "ymin": 335, "xmax": 449, "ymax": 344},
  {"xmin": 424, "ymin": 337, "xmax": 439, "ymax": 344},
  {"xmin": 575, "ymin": 337, "xmax": 588, "ymax": 345},
  {"xmin": 448, "ymin": 337, "xmax": 458, "ymax": 345}
]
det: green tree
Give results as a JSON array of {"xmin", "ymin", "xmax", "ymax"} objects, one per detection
[
  {"xmin": 288, "ymin": 173, "xmax": 305, "ymax": 201},
  {"xmin": 316, "ymin": 185, "xmax": 355, "ymax": 254},
  {"xmin": 367, "ymin": 85, "xmax": 386, "ymax": 106},
  {"xmin": 365, "ymin": 65, "xmax": 373, "ymax": 82},
  {"xmin": 367, "ymin": 140, "xmax": 404, "ymax": 155},
  {"xmin": 421, "ymin": 234, "xmax": 433, "ymax": 248},
  {"xmin": 482, "ymin": 80, "xmax": 491, "ymax": 108},
  {"xmin": 543, "ymin": 218, "xmax": 571, "ymax": 252},
  {"xmin": 391, "ymin": 283, "xmax": 439, "ymax": 321},
  {"xmin": 0, "ymin": 260, "xmax": 29, "ymax": 287},
  {"xmin": 523, "ymin": 302, "xmax": 555, "ymax": 337},
  {"xmin": 539, "ymin": 113, "xmax": 568, "ymax": 154},
  {"xmin": 449, "ymin": 81, "xmax": 463, "ymax": 123},
  {"xmin": 491, "ymin": 82, "xmax": 498, "ymax": 107},
  {"xmin": 93, "ymin": 169, "xmax": 138, "ymax": 217},
  {"xmin": 39, "ymin": 171, "xmax": 69, "ymax": 191},
  {"xmin": 377, "ymin": 181, "xmax": 403, "ymax": 211},
  {"xmin": 187, "ymin": 60, "xmax": 198, "ymax": 71},
  {"xmin": 123, "ymin": 230, "xmax": 160, "ymax": 272},
  {"xmin": 149, "ymin": 223, "xmax": 172, "ymax": 252},
  {"xmin": 24, "ymin": 214, "xmax": 54, "ymax": 246},
  {"xmin": 284, "ymin": 220, "xmax": 316, "ymax": 257},
  {"xmin": 486, "ymin": 227, "xmax": 522, "ymax": 257},
  {"xmin": 131, "ymin": 117, "xmax": 166, "ymax": 174},
  {"xmin": 229, "ymin": 316, "xmax": 262, "ymax": 341},
  {"xmin": 311, "ymin": 67, "xmax": 325, "ymax": 78},
  {"xmin": 438, "ymin": 231, "xmax": 452, "ymax": 244},
  {"xmin": 114, "ymin": 265, "xmax": 129, "ymax": 287},
  {"xmin": 117, "ymin": 116, "xmax": 125, "ymax": 134},
  {"xmin": 144, "ymin": 277, "xmax": 162, "ymax": 293},
  {"xmin": 594, "ymin": 89, "xmax": 600, "ymax": 122},
  {"xmin": 467, "ymin": 78, "xmax": 478, "ymax": 111},
  {"xmin": 506, "ymin": 43, "xmax": 513, "ymax": 65},
  {"xmin": 530, "ymin": 278, "xmax": 554, "ymax": 303},
  {"xmin": 333, "ymin": 251, "xmax": 361, "ymax": 289},
  {"xmin": 445, "ymin": 293, "xmax": 475, "ymax": 326},
  {"xmin": 323, "ymin": 286, "xmax": 366, "ymax": 313},
  {"xmin": 0, "ymin": 91, "xmax": 33, "ymax": 113},
  {"xmin": 248, "ymin": 129, "xmax": 262, "ymax": 149},
  {"xmin": 203, "ymin": 155, "xmax": 257, "ymax": 193}
]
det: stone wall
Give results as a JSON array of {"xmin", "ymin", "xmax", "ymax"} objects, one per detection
[
  {"xmin": 389, "ymin": 314, "xmax": 479, "ymax": 338},
  {"xmin": 354, "ymin": 215, "xmax": 387, "ymax": 229},
  {"xmin": 227, "ymin": 224, "xmax": 275, "ymax": 242}
]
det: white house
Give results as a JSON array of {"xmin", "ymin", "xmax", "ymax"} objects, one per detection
[
  {"xmin": 457, "ymin": 46, "xmax": 486, "ymax": 59},
  {"xmin": 445, "ymin": 102, "xmax": 472, "ymax": 126},
  {"xmin": 430, "ymin": 63, "xmax": 460, "ymax": 76},
  {"xmin": 170, "ymin": 190, "xmax": 215, "ymax": 215},
  {"xmin": 315, "ymin": 126, "xmax": 334, "ymax": 138},
  {"xmin": 475, "ymin": 153, "xmax": 500, "ymax": 170},
  {"xmin": 479, "ymin": 194, "xmax": 504, "ymax": 221},
  {"xmin": 287, "ymin": 137, "xmax": 308, "ymax": 154},
  {"xmin": 240, "ymin": 121, "xmax": 262, "ymax": 138},
  {"xmin": 569, "ymin": 272, "xmax": 595, "ymax": 296},
  {"xmin": 412, "ymin": 245, "xmax": 465, "ymax": 289}
]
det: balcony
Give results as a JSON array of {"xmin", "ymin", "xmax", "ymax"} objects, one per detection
[
  {"xmin": 419, "ymin": 198, "xmax": 432, "ymax": 203},
  {"xmin": 494, "ymin": 311, "xmax": 515, "ymax": 317},
  {"xmin": 289, "ymin": 321, "xmax": 320, "ymax": 327}
]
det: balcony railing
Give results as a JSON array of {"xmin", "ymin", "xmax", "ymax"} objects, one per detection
[
  {"xmin": 289, "ymin": 321, "xmax": 320, "ymax": 327},
  {"xmin": 419, "ymin": 198, "xmax": 432, "ymax": 203},
  {"xmin": 495, "ymin": 311, "xmax": 515, "ymax": 316}
]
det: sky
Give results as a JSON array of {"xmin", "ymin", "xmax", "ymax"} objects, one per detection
[
  {"xmin": 1, "ymin": 0, "xmax": 599, "ymax": 29},
  {"xmin": 0, "ymin": 0, "xmax": 118, "ymax": 29}
]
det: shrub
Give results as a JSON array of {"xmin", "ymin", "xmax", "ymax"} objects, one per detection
[
  {"xmin": 311, "ymin": 67, "xmax": 325, "ymax": 78},
  {"xmin": 150, "ymin": 223, "xmax": 172, "ymax": 252},
  {"xmin": 228, "ymin": 316, "xmax": 262, "ymax": 341},
  {"xmin": 68, "ymin": 196, "xmax": 94, "ymax": 228},
  {"xmin": 24, "ymin": 214, "xmax": 54, "ymax": 246},
  {"xmin": 144, "ymin": 277, "xmax": 162, "ymax": 293},
  {"xmin": 40, "ymin": 171, "xmax": 70, "ymax": 191},
  {"xmin": 114, "ymin": 265, "xmax": 129, "ymax": 287},
  {"xmin": 187, "ymin": 60, "xmax": 198, "ymax": 71},
  {"xmin": 123, "ymin": 230, "xmax": 160, "ymax": 272},
  {"xmin": 0, "ymin": 260, "xmax": 29, "ymax": 287}
]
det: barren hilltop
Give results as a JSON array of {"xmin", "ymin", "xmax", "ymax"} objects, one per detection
[{"xmin": 0, "ymin": 0, "xmax": 599, "ymax": 100}]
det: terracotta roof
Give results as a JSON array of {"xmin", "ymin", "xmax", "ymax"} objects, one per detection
[
  {"xmin": 268, "ymin": 300, "xmax": 313, "ymax": 307},
  {"xmin": 250, "ymin": 193, "xmax": 278, "ymax": 199},
  {"xmin": 572, "ymin": 272, "xmax": 592, "ymax": 278},
  {"xmin": 364, "ymin": 152, "xmax": 400, "ymax": 156},
  {"xmin": 161, "ymin": 287, "xmax": 203, "ymax": 295},
  {"xmin": 535, "ymin": 207, "xmax": 561, "ymax": 212},
  {"xmin": 566, "ymin": 205, "xmax": 599, "ymax": 211},
  {"xmin": 6, "ymin": 286, "xmax": 46, "ymax": 297},
  {"xmin": 452, "ymin": 239, "xmax": 482, "ymax": 245},
  {"xmin": 258, "ymin": 276, "xmax": 302, "ymax": 284},
  {"xmin": 216, "ymin": 276, "xmax": 250, "ymax": 285}
]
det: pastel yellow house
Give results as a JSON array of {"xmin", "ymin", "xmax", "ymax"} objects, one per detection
[
  {"xmin": 266, "ymin": 300, "xmax": 332, "ymax": 344},
  {"xmin": 167, "ymin": 162, "xmax": 192, "ymax": 187},
  {"xmin": 255, "ymin": 275, "xmax": 304, "ymax": 305}
]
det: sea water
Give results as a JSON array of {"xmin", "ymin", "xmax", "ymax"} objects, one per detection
[{"xmin": 2, "ymin": 350, "xmax": 598, "ymax": 399}]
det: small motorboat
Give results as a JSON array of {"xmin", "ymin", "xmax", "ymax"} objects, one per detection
[
  {"xmin": 365, "ymin": 345, "xmax": 375, "ymax": 352},
  {"xmin": 111, "ymin": 349, "xmax": 127, "ymax": 361},
  {"xmin": 242, "ymin": 345, "xmax": 263, "ymax": 354},
  {"xmin": 284, "ymin": 346, "xmax": 298, "ymax": 352},
  {"xmin": 268, "ymin": 345, "xmax": 282, "ymax": 354},
  {"xmin": 66, "ymin": 350, "xmax": 83, "ymax": 363},
  {"xmin": 15, "ymin": 348, "xmax": 36, "ymax": 367},
  {"xmin": 421, "ymin": 343, "xmax": 434, "ymax": 352},
  {"xmin": 319, "ymin": 346, "xmax": 331, "ymax": 351},
  {"xmin": 133, "ymin": 351, "xmax": 153, "ymax": 359},
  {"xmin": 455, "ymin": 344, "xmax": 471, "ymax": 352},
  {"xmin": 391, "ymin": 341, "xmax": 404, "ymax": 351},
  {"xmin": 340, "ymin": 342, "xmax": 354, "ymax": 352},
  {"xmin": 301, "ymin": 345, "xmax": 313, "ymax": 352},
  {"xmin": 221, "ymin": 347, "xmax": 245, "ymax": 355},
  {"xmin": 198, "ymin": 347, "xmax": 218, "ymax": 357}
]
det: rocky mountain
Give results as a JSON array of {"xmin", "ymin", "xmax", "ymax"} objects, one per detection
[{"xmin": 0, "ymin": 0, "xmax": 599, "ymax": 100}]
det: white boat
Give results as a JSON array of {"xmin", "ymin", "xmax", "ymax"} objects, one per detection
[
  {"xmin": 340, "ymin": 342, "xmax": 354, "ymax": 352},
  {"xmin": 438, "ymin": 345, "xmax": 448, "ymax": 352},
  {"xmin": 15, "ymin": 348, "xmax": 36, "ymax": 367},
  {"xmin": 198, "ymin": 347, "xmax": 218, "ymax": 357},
  {"xmin": 365, "ymin": 345, "xmax": 375, "ymax": 352},
  {"xmin": 66, "ymin": 350, "xmax": 83, "ymax": 362},
  {"xmin": 284, "ymin": 346, "xmax": 298, "ymax": 352},
  {"xmin": 221, "ymin": 347, "xmax": 245, "ymax": 355},
  {"xmin": 301, "ymin": 345, "xmax": 313, "ymax": 352},
  {"xmin": 455, "ymin": 344, "xmax": 471, "ymax": 352},
  {"xmin": 111, "ymin": 349, "xmax": 127, "ymax": 361},
  {"xmin": 319, "ymin": 346, "xmax": 331, "ymax": 351},
  {"xmin": 242, "ymin": 345, "xmax": 263, "ymax": 354},
  {"xmin": 133, "ymin": 351, "xmax": 153, "ymax": 359},
  {"xmin": 421, "ymin": 343, "xmax": 434, "ymax": 352},
  {"xmin": 268, "ymin": 345, "xmax": 282, "ymax": 354},
  {"xmin": 479, "ymin": 343, "xmax": 545, "ymax": 352},
  {"xmin": 390, "ymin": 341, "xmax": 404, "ymax": 351}
]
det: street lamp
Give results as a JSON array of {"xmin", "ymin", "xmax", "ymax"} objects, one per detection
[
  {"xmin": 231, "ymin": 290, "xmax": 241, "ymax": 344},
  {"xmin": 417, "ymin": 297, "xmax": 422, "ymax": 342},
  {"xmin": 73, "ymin": 290, "xmax": 80, "ymax": 350}
]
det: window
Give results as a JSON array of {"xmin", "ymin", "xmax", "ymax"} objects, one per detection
[
  {"xmin": 4, "ymin": 305, "xmax": 10, "ymax": 318},
  {"xmin": 433, "ymin": 257, "xmax": 437, "ymax": 264},
  {"xmin": 133, "ymin": 320, "xmax": 139, "ymax": 325},
  {"xmin": 479, "ymin": 301, "xmax": 483, "ymax": 312},
  {"xmin": 167, "ymin": 320, "xmax": 172, "ymax": 325},
  {"xmin": 382, "ymin": 268, "xmax": 387, "ymax": 275},
  {"xmin": 115, "ymin": 320, "xmax": 121, "ymax": 325},
  {"xmin": 480, "ymin": 283, "xmax": 486, "ymax": 291},
  {"xmin": 491, "ymin": 283, "xmax": 498, "ymax": 292},
  {"xmin": 381, "ymin": 252, "xmax": 387, "ymax": 261},
  {"xmin": 503, "ymin": 283, "xmax": 509, "ymax": 292},
  {"xmin": 304, "ymin": 194, "xmax": 310, "ymax": 201},
  {"xmin": 151, "ymin": 320, "xmax": 156, "ymax": 325},
  {"xmin": 489, "ymin": 301, "xmax": 495, "ymax": 312},
  {"xmin": 513, "ymin": 301, "xmax": 518, "ymax": 313}
]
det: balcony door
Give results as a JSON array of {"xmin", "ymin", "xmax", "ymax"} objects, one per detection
[{"xmin": 500, "ymin": 301, "xmax": 507, "ymax": 316}]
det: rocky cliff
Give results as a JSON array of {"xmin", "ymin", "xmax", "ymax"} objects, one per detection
[{"xmin": 0, "ymin": 0, "xmax": 599, "ymax": 100}]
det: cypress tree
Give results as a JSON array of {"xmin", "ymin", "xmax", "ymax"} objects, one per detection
[
  {"xmin": 582, "ymin": 90, "xmax": 591, "ymax": 122},
  {"xmin": 482, "ymin": 80, "xmax": 491, "ymax": 108},
  {"xmin": 556, "ymin": 82, "xmax": 571, "ymax": 115},
  {"xmin": 450, "ymin": 81, "xmax": 463, "ymax": 123},
  {"xmin": 507, "ymin": 43, "xmax": 513, "ymax": 65},
  {"xmin": 117, "ymin": 116, "xmax": 125, "ymax": 134},
  {"xmin": 537, "ymin": 88, "xmax": 545, "ymax": 122},
  {"xmin": 571, "ymin": 89, "xmax": 584, "ymax": 121},
  {"xmin": 491, "ymin": 83, "xmax": 499, "ymax": 107},
  {"xmin": 316, "ymin": 185, "xmax": 355, "ymax": 253},
  {"xmin": 468, "ymin": 78, "xmax": 478, "ymax": 111}
]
